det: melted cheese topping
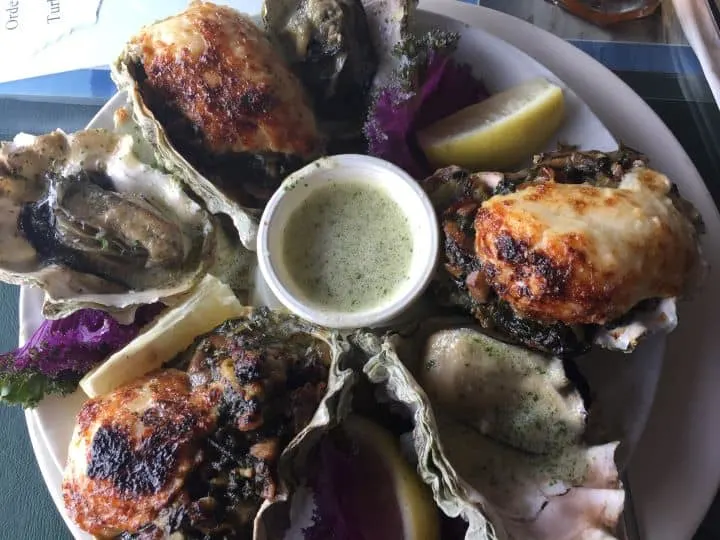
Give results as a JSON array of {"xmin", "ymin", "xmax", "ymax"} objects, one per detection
[
  {"xmin": 474, "ymin": 168, "xmax": 699, "ymax": 325},
  {"xmin": 62, "ymin": 370, "xmax": 218, "ymax": 537},
  {"xmin": 126, "ymin": 0, "xmax": 319, "ymax": 157}
]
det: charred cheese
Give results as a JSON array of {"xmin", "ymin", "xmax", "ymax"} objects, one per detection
[
  {"xmin": 474, "ymin": 168, "xmax": 700, "ymax": 325},
  {"xmin": 124, "ymin": 0, "xmax": 320, "ymax": 158},
  {"xmin": 62, "ymin": 370, "xmax": 218, "ymax": 537}
]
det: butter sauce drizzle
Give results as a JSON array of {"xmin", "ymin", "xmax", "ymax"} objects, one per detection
[{"xmin": 282, "ymin": 181, "xmax": 413, "ymax": 311}]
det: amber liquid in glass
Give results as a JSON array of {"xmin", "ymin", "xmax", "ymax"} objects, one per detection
[{"xmin": 550, "ymin": 0, "xmax": 661, "ymax": 25}]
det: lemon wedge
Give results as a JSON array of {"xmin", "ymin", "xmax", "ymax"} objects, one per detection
[
  {"xmin": 80, "ymin": 274, "xmax": 247, "ymax": 398},
  {"xmin": 417, "ymin": 77, "xmax": 565, "ymax": 171},
  {"xmin": 342, "ymin": 416, "xmax": 441, "ymax": 540}
]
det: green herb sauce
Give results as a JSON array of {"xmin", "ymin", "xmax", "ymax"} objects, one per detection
[{"xmin": 282, "ymin": 181, "xmax": 413, "ymax": 311}]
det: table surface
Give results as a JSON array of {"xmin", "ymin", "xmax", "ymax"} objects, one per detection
[{"xmin": 1, "ymin": 1, "xmax": 719, "ymax": 539}]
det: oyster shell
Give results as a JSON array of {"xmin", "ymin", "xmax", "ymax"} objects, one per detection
[
  {"xmin": 0, "ymin": 128, "xmax": 214, "ymax": 319},
  {"xmin": 258, "ymin": 330, "xmax": 501, "ymax": 540},
  {"xmin": 357, "ymin": 331, "xmax": 502, "ymax": 540},
  {"xmin": 423, "ymin": 147, "xmax": 706, "ymax": 356},
  {"xmin": 112, "ymin": 1, "xmax": 322, "ymax": 247},
  {"xmin": 62, "ymin": 306, "xmax": 355, "ymax": 539},
  {"xmin": 408, "ymin": 323, "xmax": 626, "ymax": 539}
]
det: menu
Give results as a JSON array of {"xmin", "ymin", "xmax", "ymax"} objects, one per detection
[{"xmin": 0, "ymin": 0, "xmax": 258, "ymax": 84}]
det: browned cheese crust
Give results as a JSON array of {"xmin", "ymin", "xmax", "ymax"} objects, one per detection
[
  {"xmin": 128, "ymin": 0, "xmax": 320, "ymax": 158},
  {"xmin": 474, "ymin": 168, "xmax": 699, "ymax": 325},
  {"xmin": 61, "ymin": 369, "xmax": 219, "ymax": 538}
]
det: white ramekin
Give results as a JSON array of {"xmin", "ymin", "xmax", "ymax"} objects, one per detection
[{"xmin": 256, "ymin": 154, "xmax": 439, "ymax": 329}]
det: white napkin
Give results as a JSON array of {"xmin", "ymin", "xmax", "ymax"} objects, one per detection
[{"xmin": 672, "ymin": 0, "xmax": 720, "ymax": 109}]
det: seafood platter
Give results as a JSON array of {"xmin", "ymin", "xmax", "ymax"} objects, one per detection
[{"xmin": 1, "ymin": 1, "xmax": 710, "ymax": 539}]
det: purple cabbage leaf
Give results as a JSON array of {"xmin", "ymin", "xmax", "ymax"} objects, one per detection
[
  {"xmin": 0, "ymin": 304, "xmax": 162, "ymax": 408},
  {"xmin": 364, "ymin": 29, "xmax": 488, "ymax": 179}
]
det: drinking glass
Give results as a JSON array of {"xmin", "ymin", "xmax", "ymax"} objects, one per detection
[{"xmin": 548, "ymin": 0, "xmax": 662, "ymax": 25}]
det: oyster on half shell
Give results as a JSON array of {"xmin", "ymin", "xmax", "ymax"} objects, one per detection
[
  {"xmin": 0, "ymin": 128, "xmax": 215, "ymax": 320},
  {"xmin": 62, "ymin": 307, "xmax": 355, "ymax": 539},
  {"xmin": 413, "ymin": 325, "xmax": 625, "ymax": 540},
  {"xmin": 112, "ymin": 1, "xmax": 322, "ymax": 247},
  {"xmin": 423, "ymin": 147, "xmax": 706, "ymax": 357}
]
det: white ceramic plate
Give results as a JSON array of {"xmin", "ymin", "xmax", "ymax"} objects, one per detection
[{"xmin": 22, "ymin": 3, "xmax": 720, "ymax": 540}]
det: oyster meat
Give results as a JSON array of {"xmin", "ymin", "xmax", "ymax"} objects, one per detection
[
  {"xmin": 418, "ymin": 328, "xmax": 586, "ymax": 455},
  {"xmin": 112, "ymin": 0, "xmax": 322, "ymax": 245},
  {"xmin": 62, "ymin": 307, "xmax": 354, "ymax": 539},
  {"xmin": 423, "ymin": 147, "xmax": 706, "ymax": 356},
  {"xmin": 0, "ymin": 129, "xmax": 214, "ymax": 319}
]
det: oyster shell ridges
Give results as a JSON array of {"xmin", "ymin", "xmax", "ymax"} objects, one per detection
[
  {"xmin": 111, "ymin": 1, "xmax": 325, "ymax": 249},
  {"xmin": 0, "ymin": 129, "xmax": 215, "ymax": 320}
]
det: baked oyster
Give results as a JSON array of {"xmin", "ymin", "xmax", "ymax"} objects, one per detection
[
  {"xmin": 62, "ymin": 307, "xmax": 354, "ymax": 539},
  {"xmin": 423, "ymin": 147, "xmax": 706, "ymax": 357},
  {"xmin": 0, "ymin": 129, "xmax": 214, "ymax": 320},
  {"xmin": 112, "ymin": 1, "xmax": 322, "ymax": 247}
]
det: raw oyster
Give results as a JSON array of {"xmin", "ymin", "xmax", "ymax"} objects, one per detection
[
  {"xmin": 112, "ymin": 1, "xmax": 322, "ymax": 247},
  {"xmin": 423, "ymin": 147, "xmax": 706, "ymax": 357},
  {"xmin": 405, "ymin": 323, "xmax": 626, "ymax": 539},
  {"xmin": 0, "ymin": 129, "xmax": 214, "ymax": 320},
  {"xmin": 257, "ymin": 330, "xmax": 501, "ymax": 540},
  {"xmin": 417, "ymin": 328, "xmax": 586, "ymax": 455},
  {"xmin": 62, "ymin": 306, "xmax": 355, "ymax": 539}
]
